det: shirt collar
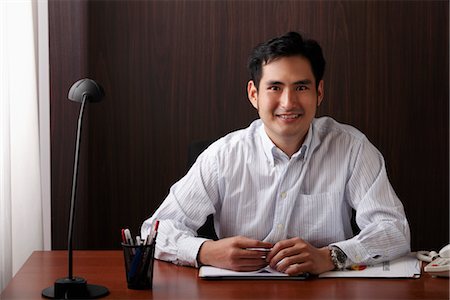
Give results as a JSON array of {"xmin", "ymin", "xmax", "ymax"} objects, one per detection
[
  {"xmin": 258, "ymin": 121, "xmax": 313, "ymax": 166},
  {"xmin": 258, "ymin": 124, "xmax": 276, "ymax": 166}
]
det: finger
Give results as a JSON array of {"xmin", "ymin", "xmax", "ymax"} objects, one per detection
[
  {"xmin": 273, "ymin": 253, "xmax": 305, "ymax": 272},
  {"xmin": 266, "ymin": 239, "xmax": 295, "ymax": 262},
  {"xmin": 231, "ymin": 258, "xmax": 268, "ymax": 272},
  {"xmin": 269, "ymin": 246, "xmax": 299, "ymax": 268},
  {"xmin": 237, "ymin": 238, "xmax": 272, "ymax": 250},
  {"xmin": 236, "ymin": 249, "xmax": 270, "ymax": 262},
  {"xmin": 266, "ymin": 247, "xmax": 280, "ymax": 262},
  {"xmin": 276, "ymin": 250, "xmax": 313, "ymax": 273},
  {"xmin": 284, "ymin": 261, "xmax": 312, "ymax": 276}
]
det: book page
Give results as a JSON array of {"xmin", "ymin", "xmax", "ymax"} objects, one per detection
[
  {"xmin": 199, "ymin": 265, "xmax": 311, "ymax": 280},
  {"xmin": 199, "ymin": 265, "xmax": 288, "ymax": 278},
  {"xmin": 319, "ymin": 254, "xmax": 421, "ymax": 278}
]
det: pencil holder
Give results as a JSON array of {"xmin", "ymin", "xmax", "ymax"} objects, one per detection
[{"xmin": 121, "ymin": 242, "xmax": 155, "ymax": 289}]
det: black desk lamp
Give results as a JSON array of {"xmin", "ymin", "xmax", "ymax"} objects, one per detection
[{"xmin": 42, "ymin": 79, "xmax": 109, "ymax": 299}]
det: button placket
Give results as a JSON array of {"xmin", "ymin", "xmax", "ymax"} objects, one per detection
[
  {"xmin": 266, "ymin": 154, "xmax": 306, "ymax": 242},
  {"xmin": 271, "ymin": 162, "xmax": 294, "ymax": 238}
]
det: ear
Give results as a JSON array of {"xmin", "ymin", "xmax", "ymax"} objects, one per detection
[
  {"xmin": 247, "ymin": 80, "xmax": 258, "ymax": 109},
  {"xmin": 317, "ymin": 80, "xmax": 324, "ymax": 107}
]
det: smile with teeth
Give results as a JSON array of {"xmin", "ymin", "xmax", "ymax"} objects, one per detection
[{"xmin": 276, "ymin": 114, "xmax": 301, "ymax": 119}]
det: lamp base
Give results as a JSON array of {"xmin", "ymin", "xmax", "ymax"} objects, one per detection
[{"xmin": 42, "ymin": 277, "xmax": 109, "ymax": 299}]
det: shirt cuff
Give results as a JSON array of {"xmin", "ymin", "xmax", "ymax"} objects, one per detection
[{"xmin": 177, "ymin": 236, "xmax": 210, "ymax": 268}]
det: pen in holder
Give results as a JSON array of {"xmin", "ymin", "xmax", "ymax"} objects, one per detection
[{"xmin": 121, "ymin": 242, "xmax": 156, "ymax": 289}]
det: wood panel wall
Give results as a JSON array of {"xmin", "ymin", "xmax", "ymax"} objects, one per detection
[{"xmin": 49, "ymin": 0, "xmax": 449, "ymax": 251}]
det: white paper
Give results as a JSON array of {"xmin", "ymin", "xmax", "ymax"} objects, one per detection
[
  {"xmin": 199, "ymin": 254, "xmax": 421, "ymax": 280},
  {"xmin": 199, "ymin": 265, "xmax": 289, "ymax": 278},
  {"xmin": 319, "ymin": 254, "xmax": 421, "ymax": 278}
]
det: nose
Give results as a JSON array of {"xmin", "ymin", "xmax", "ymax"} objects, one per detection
[{"xmin": 280, "ymin": 89, "xmax": 296, "ymax": 109}]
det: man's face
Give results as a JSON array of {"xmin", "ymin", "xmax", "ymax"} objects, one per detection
[{"xmin": 247, "ymin": 55, "xmax": 324, "ymax": 152}]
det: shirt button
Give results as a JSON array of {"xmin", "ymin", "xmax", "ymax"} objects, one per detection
[{"xmin": 281, "ymin": 192, "xmax": 287, "ymax": 199}]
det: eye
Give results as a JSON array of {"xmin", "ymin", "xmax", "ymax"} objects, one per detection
[
  {"xmin": 268, "ymin": 86, "xmax": 280, "ymax": 91},
  {"xmin": 296, "ymin": 85, "xmax": 308, "ymax": 91}
]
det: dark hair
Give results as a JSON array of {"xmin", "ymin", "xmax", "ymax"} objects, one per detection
[{"xmin": 247, "ymin": 32, "xmax": 326, "ymax": 89}]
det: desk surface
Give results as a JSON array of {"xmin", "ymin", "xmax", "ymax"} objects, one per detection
[{"xmin": 1, "ymin": 251, "xmax": 448, "ymax": 300}]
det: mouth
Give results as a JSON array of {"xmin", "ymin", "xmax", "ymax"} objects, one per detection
[{"xmin": 275, "ymin": 114, "xmax": 302, "ymax": 120}]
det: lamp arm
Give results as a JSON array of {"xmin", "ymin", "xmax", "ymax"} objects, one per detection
[{"xmin": 68, "ymin": 94, "xmax": 87, "ymax": 280}]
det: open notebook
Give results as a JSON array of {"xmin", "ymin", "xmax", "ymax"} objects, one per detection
[
  {"xmin": 199, "ymin": 254, "xmax": 420, "ymax": 280},
  {"xmin": 199, "ymin": 265, "xmax": 310, "ymax": 280}
]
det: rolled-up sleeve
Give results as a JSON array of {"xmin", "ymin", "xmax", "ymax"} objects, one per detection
[{"xmin": 332, "ymin": 137, "xmax": 411, "ymax": 265}]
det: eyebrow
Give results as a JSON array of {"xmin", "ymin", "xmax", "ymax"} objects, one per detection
[
  {"xmin": 266, "ymin": 79, "xmax": 313, "ymax": 86},
  {"xmin": 294, "ymin": 79, "xmax": 313, "ymax": 85}
]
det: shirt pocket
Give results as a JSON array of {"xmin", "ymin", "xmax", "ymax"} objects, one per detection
[{"xmin": 292, "ymin": 191, "xmax": 346, "ymax": 247}]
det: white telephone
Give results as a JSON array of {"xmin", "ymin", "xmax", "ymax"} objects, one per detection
[{"xmin": 417, "ymin": 244, "xmax": 450, "ymax": 277}]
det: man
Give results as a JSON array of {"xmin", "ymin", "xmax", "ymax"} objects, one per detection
[{"xmin": 142, "ymin": 32, "xmax": 410, "ymax": 275}]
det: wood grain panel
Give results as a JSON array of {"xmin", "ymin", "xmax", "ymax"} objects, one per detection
[
  {"xmin": 49, "ymin": 0, "xmax": 91, "ymax": 249},
  {"xmin": 49, "ymin": 0, "xmax": 448, "ymax": 251}
]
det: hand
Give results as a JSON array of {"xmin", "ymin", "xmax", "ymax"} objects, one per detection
[
  {"xmin": 266, "ymin": 237, "xmax": 335, "ymax": 275},
  {"xmin": 198, "ymin": 236, "xmax": 273, "ymax": 272}
]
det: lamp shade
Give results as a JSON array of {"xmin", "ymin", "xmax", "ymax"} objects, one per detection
[{"xmin": 68, "ymin": 79, "xmax": 104, "ymax": 103}]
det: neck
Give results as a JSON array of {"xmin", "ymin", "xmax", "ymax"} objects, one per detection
[
  {"xmin": 267, "ymin": 133, "xmax": 306, "ymax": 158},
  {"xmin": 277, "ymin": 139, "xmax": 304, "ymax": 158}
]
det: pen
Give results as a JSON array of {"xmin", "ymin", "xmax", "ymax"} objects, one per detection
[
  {"xmin": 138, "ymin": 220, "xmax": 159, "ymax": 280},
  {"xmin": 151, "ymin": 220, "xmax": 159, "ymax": 244},
  {"xmin": 123, "ymin": 228, "xmax": 135, "ymax": 254},
  {"xmin": 148, "ymin": 220, "xmax": 159, "ymax": 279},
  {"xmin": 124, "ymin": 228, "xmax": 133, "ymax": 246},
  {"xmin": 153, "ymin": 220, "xmax": 159, "ymax": 237},
  {"xmin": 121, "ymin": 229, "xmax": 126, "ymax": 244},
  {"xmin": 145, "ymin": 220, "xmax": 159, "ymax": 245}
]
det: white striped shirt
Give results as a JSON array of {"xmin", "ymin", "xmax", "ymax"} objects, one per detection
[{"xmin": 142, "ymin": 117, "xmax": 410, "ymax": 267}]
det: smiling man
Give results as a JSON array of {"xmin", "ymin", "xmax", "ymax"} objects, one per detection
[
  {"xmin": 247, "ymin": 55, "xmax": 323, "ymax": 158},
  {"xmin": 142, "ymin": 32, "xmax": 410, "ymax": 275}
]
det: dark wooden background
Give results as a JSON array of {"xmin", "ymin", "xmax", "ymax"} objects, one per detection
[{"xmin": 49, "ymin": 0, "xmax": 449, "ymax": 251}]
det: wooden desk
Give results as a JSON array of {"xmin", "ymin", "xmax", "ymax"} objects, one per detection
[{"xmin": 1, "ymin": 251, "xmax": 448, "ymax": 299}]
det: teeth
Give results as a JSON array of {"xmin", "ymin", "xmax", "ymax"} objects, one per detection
[{"xmin": 278, "ymin": 114, "xmax": 299, "ymax": 119}]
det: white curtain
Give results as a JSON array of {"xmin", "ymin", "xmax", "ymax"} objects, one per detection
[{"xmin": 0, "ymin": 0, "xmax": 49, "ymax": 292}]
